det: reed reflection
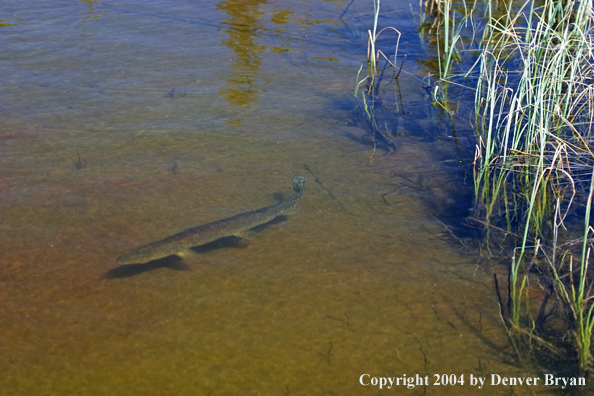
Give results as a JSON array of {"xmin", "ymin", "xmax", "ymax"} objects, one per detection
[
  {"xmin": 216, "ymin": 0, "xmax": 269, "ymax": 110},
  {"xmin": 80, "ymin": 0, "xmax": 106, "ymax": 29}
]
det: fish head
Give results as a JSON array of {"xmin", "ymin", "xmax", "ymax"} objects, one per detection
[{"xmin": 292, "ymin": 175, "xmax": 305, "ymax": 193}]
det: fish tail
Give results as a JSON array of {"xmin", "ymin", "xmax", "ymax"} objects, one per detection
[{"xmin": 292, "ymin": 175, "xmax": 305, "ymax": 193}]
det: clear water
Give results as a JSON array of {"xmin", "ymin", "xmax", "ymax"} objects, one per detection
[{"xmin": 0, "ymin": 0, "xmax": 552, "ymax": 395}]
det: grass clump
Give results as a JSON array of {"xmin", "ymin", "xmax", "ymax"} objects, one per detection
[
  {"xmin": 353, "ymin": 0, "xmax": 406, "ymax": 162},
  {"xmin": 356, "ymin": 0, "xmax": 594, "ymax": 377},
  {"xmin": 472, "ymin": 0, "xmax": 594, "ymax": 375}
]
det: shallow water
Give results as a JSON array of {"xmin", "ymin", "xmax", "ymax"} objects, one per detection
[{"xmin": 0, "ymin": 0, "xmax": 557, "ymax": 395}]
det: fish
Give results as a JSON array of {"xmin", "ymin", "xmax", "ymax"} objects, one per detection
[{"xmin": 115, "ymin": 175, "xmax": 305, "ymax": 264}]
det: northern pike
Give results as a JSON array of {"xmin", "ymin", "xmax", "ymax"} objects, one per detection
[{"xmin": 115, "ymin": 175, "xmax": 305, "ymax": 264}]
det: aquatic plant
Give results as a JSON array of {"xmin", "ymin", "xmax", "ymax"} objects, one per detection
[
  {"xmin": 415, "ymin": 0, "xmax": 479, "ymax": 130},
  {"xmin": 359, "ymin": 0, "xmax": 594, "ymax": 377},
  {"xmin": 353, "ymin": 0, "xmax": 404, "ymax": 162},
  {"xmin": 365, "ymin": 0, "xmax": 403, "ymax": 88},
  {"xmin": 422, "ymin": 0, "xmax": 470, "ymax": 79},
  {"xmin": 472, "ymin": 0, "xmax": 594, "ymax": 374}
]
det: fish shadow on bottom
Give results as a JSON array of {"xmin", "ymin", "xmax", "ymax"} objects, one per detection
[{"xmin": 104, "ymin": 215, "xmax": 288, "ymax": 279}]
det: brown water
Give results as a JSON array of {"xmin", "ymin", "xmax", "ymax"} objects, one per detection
[{"xmin": 0, "ymin": 0, "xmax": 555, "ymax": 395}]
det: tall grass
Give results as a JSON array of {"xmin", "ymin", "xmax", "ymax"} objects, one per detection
[
  {"xmin": 473, "ymin": 0, "xmax": 594, "ymax": 374},
  {"xmin": 417, "ymin": 0, "xmax": 475, "ymax": 118},
  {"xmin": 365, "ymin": 0, "xmax": 402, "ymax": 88},
  {"xmin": 360, "ymin": 0, "xmax": 594, "ymax": 375},
  {"xmin": 436, "ymin": 0, "xmax": 470, "ymax": 79},
  {"xmin": 418, "ymin": 0, "xmax": 470, "ymax": 77}
]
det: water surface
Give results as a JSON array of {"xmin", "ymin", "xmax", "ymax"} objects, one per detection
[{"xmin": 0, "ymin": 0, "xmax": 550, "ymax": 394}]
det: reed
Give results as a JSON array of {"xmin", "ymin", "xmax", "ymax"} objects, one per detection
[
  {"xmin": 353, "ymin": 0, "xmax": 404, "ymax": 161},
  {"xmin": 365, "ymin": 0, "xmax": 403, "ymax": 88},
  {"xmin": 363, "ymin": 0, "xmax": 594, "ymax": 375},
  {"xmin": 418, "ymin": 0, "xmax": 474, "ymax": 80},
  {"xmin": 473, "ymin": 0, "xmax": 594, "ymax": 374}
]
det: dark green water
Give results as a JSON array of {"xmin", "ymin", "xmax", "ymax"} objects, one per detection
[{"xmin": 0, "ymin": 0, "xmax": 557, "ymax": 394}]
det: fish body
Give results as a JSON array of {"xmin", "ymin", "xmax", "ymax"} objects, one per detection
[{"xmin": 115, "ymin": 175, "xmax": 305, "ymax": 264}]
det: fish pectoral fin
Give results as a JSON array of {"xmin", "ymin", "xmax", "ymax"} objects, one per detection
[
  {"xmin": 235, "ymin": 229, "xmax": 259, "ymax": 239},
  {"xmin": 177, "ymin": 248, "xmax": 201, "ymax": 262}
]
